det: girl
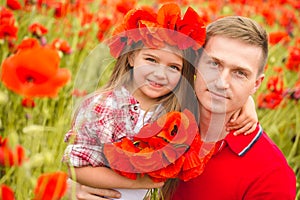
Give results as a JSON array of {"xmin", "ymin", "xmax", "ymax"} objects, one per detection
[{"xmin": 63, "ymin": 3, "xmax": 257, "ymax": 200}]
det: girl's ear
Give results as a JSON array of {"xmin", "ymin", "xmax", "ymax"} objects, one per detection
[{"xmin": 128, "ymin": 53, "xmax": 135, "ymax": 67}]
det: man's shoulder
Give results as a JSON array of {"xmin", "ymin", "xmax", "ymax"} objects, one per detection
[{"xmin": 226, "ymin": 124, "xmax": 291, "ymax": 165}]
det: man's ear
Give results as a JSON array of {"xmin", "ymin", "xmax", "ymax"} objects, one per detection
[{"xmin": 251, "ymin": 74, "xmax": 265, "ymax": 94}]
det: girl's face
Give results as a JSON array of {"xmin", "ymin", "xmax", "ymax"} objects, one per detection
[{"xmin": 129, "ymin": 46, "xmax": 183, "ymax": 109}]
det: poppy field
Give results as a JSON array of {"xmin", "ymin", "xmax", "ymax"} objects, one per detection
[{"xmin": 0, "ymin": 0, "xmax": 299, "ymax": 199}]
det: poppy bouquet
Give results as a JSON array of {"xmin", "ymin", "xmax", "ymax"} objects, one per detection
[{"xmin": 103, "ymin": 109, "xmax": 214, "ymax": 184}]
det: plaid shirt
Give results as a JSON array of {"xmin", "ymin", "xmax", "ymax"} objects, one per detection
[{"xmin": 63, "ymin": 87, "xmax": 152, "ymax": 167}]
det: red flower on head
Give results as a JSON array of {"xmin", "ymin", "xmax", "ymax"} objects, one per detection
[
  {"xmin": 116, "ymin": 0, "xmax": 136, "ymax": 15},
  {"xmin": 1, "ymin": 38, "xmax": 71, "ymax": 98},
  {"xmin": 156, "ymin": 3, "xmax": 181, "ymax": 46},
  {"xmin": 108, "ymin": 3, "xmax": 206, "ymax": 58},
  {"xmin": 126, "ymin": 9, "xmax": 157, "ymax": 42},
  {"xmin": 33, "ymin": 171, "xmax": 67, "ymax": 200},
  {"xmin": 0, "ymin": 184, "xmax": 15, "ymax": 200},
  {"xmin": 157, "ymin": 3, "xmax": 181, "ymax": 30},
  {"xmin": 176, "ymin": 7, "xmax": 206, "ymax": 50}
]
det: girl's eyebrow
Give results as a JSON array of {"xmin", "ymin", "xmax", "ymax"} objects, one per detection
[{"xmin": 142, "ymin": 53, "xmax": 157, "ymax": 58}]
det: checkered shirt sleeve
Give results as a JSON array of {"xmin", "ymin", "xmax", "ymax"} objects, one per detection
[{"xmin": 63, "ymin": 88, "xmax": 139, "ymax": 167}]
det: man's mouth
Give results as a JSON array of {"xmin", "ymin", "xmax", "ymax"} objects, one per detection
[{"xmin": 209, "ymin": 90, "xmax": 229, "ymax": 99}]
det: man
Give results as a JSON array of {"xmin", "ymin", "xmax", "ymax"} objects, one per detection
[
  {"xmin": 67, "ymin": 16, "xmax": 296, "ymax": 199},
  {"xmin": 171, "ymin": 16, "xmax": 296, "ymax": 200}
]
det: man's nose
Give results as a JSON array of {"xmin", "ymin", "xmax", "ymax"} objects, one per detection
[{"xmin": 215, "ymin": 70, "xmax": 230, "ymax": 89}]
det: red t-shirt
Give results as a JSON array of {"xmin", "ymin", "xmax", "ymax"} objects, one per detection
[{"xmin": 171, "ymin": 124, "xmax": 296, "ymax": 200}]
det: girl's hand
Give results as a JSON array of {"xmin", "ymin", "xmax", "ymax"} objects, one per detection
[
  {"xmin": 131, "ymin": 175, "xmax": 164, "ymax": 189},
  {"xmin": 226, "ymin": 96, "xmax": 258, "ymax": 135},
  {"xmin": 66, "ymin": 178, "xmax": 121, "ymax": 200}
]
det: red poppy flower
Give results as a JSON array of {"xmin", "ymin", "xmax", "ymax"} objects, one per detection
[
  {"xmin": 257, "ymin": 92, "xmax": 284, "ymax": 109},
  {"xmin": 97, "ymin": 16, "xmax": 112, "ymax": 33},
  {"xmin": 104, "ymin": 109, "xmax": 213, "ymax": 182},
  {"xmin": 126, "ymin": 9, "xmax": 157, "ymax": 43},
  {"xmin": 116, "ymin": 0, "xmax": 136, "ymax": 15},
  {"xmin": 157, "ymin": 3, "xmax": 180, "ymax": 30},
  {"xmin": 0, "ymin": 184, "xmax": 15, "ymax": 200},
  {"xmin": 50, "ymin": 38, "xmax": 72, "ymax": 54},
  {"xmin": 175, "ymin": 6, "xmax": 206, "ymax": 50},
  {"xmin": 6, "ymin": 0, "xmax": 22, "ymax": 10},
  {"xmin": 1, "ymin": 38, "xmax": 71, "ymax": 98},
  {"xmin": 286, "ymin": 46, "xmax": 300, "ymax": 72},
  {"xmin": 260, "ymin": 5, "xmax": 277, "ymax": 26},
  {"xmin": 0, "ymin": 136, "xmax": 26, "ymax": 166},
  {"xmin": 33, "ymin": 171, "xmax": 67, "ymax": 200},
  {"xmin": 103, "ymin": 137, "xmax": 140, "ymax": 179},
  {"xmin": 0, "ymin": 7, "xmax": 18, "ymax": 41},
  {"xmin": 156, "ymin": 3, "xmax": 181, "ymax": 47},
  {"xmin": 16, "ymin": 38, "xmax": 40, "ymax": 50},
  {"xmin": 54, "ymin": 2, "xmax": 69, "ymax": 18},
  {"xmin": 21, "ymin": 97, "xmax": 35, "ymax": 108},
  {"xmin": 269, "ymin": 31, "xmax": 290, "ymax": 45},
  {"xmin": 267, "ymin": 75, "xmax": 284, "ymax": 94},
  {"xmin": 28, "ymin": 23, "xmax": 48, "ymax": 37}
]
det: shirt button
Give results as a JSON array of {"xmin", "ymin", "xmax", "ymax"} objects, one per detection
[
  {"xmin": 130, "ymin": 116, "xmax": 135, "ymax": 120},
  {"xmin": 133, "ymin": 106, "xmax": 138, "ymax": 110}
]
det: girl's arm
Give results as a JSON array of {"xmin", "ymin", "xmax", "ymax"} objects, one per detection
[
  {"xmin": 66, "ymin": 178, "xmax": 122, "ymax": 199},
  {"xmin": 226, "ymin": 96, "xmax": 258, "ymax": 135},
  {"xmin": 71, "ymin": 166, "xmax": 164, "ymax": 189}
]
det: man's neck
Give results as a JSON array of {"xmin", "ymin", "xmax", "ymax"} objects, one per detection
[{"xmin": 198, "ymin": 106, "xmax": 232, "ymax": 142}]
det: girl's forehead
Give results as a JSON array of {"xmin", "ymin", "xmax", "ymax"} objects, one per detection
[{"xmin": 140, "ymin": 45, "xmax": 183, "ymax": 56}]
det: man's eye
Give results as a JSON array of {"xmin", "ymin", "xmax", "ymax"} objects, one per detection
[
  {"xmin": 236, "ymin": 70, "xmax": 247, "ymax": 78},
  {"xmin": 207, "ymin": 60, "xmax": 219, "ymax": 68}
]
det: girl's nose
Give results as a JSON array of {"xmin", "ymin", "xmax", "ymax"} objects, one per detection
[{"xmin": 153, "ymin": 65, "xmax": 166, "ymax": 79}]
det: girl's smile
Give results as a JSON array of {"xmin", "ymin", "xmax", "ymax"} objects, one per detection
[{"xmin": 129, "ymin": 46, "xmax": 183, "ymax": 109}]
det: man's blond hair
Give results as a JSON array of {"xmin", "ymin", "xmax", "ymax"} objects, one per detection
[{"xmin": 206, "ymin": 16, "xmax": 268, "ymax": 76}]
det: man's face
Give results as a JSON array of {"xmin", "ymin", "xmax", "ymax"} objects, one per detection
[{"xmin": 195, "ymin": 36, "xmax": 264, "ymax": 115}]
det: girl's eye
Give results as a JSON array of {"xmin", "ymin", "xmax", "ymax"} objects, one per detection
[
  {"xmin": 169, "ymin": 65, "xmax": 181, "ymax": 71},
  {"xmin": 145, "ymin": 57, "xmax": 157, "ymax": 63}
]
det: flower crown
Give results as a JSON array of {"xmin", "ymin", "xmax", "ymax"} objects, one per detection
[{"xmin": 108, "ymin": 3, "xmax": 206, "ymax": 58}]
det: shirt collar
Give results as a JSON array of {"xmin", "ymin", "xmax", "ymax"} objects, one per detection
[
  {"xmin": 116, "ymin": 86, "xmax": 139, "ymax": 108},
  {"xmin": 217, "ymin": 123, "xmax": 263, "ymax": 156}
]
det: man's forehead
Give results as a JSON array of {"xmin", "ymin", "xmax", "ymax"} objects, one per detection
[{"xmin": 203, "ymin": 37, "xmax": 261, "ymax": 72}]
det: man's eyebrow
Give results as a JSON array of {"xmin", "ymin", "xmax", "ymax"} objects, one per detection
[{"xmin": 210, "ymin": 55, "xmax": 253, "ymax": 73}]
